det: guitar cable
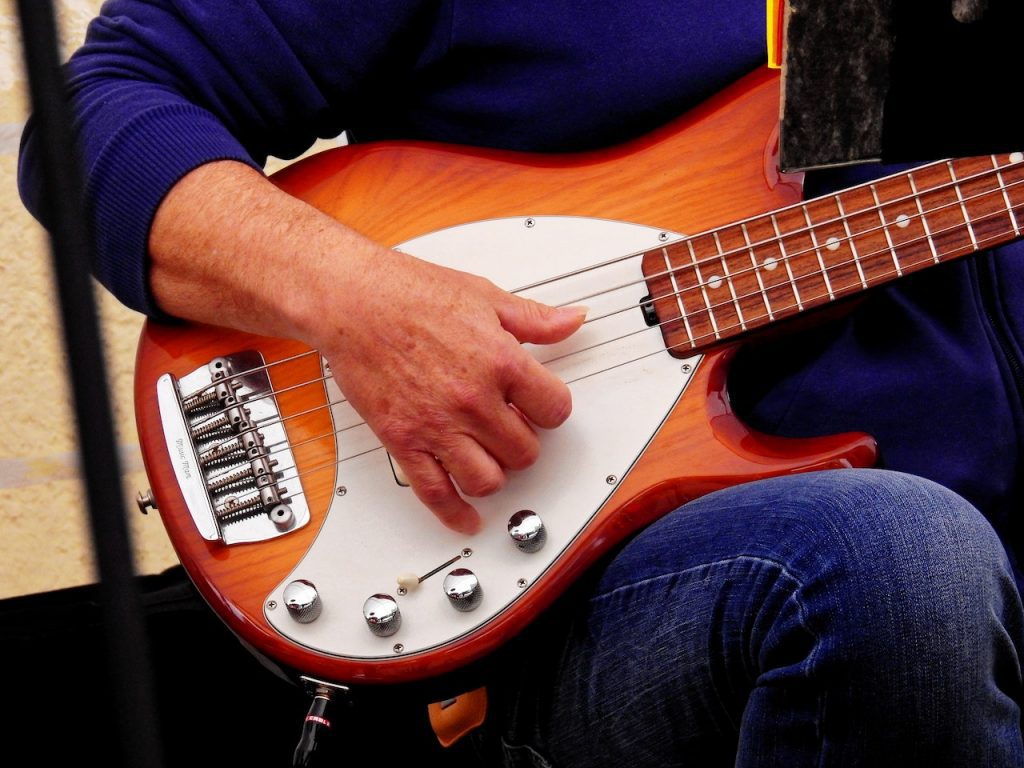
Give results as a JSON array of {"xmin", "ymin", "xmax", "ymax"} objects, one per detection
[{"xmin": 293, "ymin": 683, "xmax": 347, "ymax": 767}]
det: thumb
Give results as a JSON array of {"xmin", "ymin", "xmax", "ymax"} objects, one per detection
[{"xmin": 496, "ymin": 297, "xmax": 588, "ymax": 345}]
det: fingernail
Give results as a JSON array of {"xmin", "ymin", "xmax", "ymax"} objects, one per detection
[{"xmin": 562, "ymin": 304, "xmax": 589, "ymax": 320}]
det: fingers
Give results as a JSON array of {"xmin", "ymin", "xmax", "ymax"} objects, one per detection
[
  {"xmin": 429, "ymin": 398, "xmax": 539, "ymax": 489},
  {"xmin": 397, "ymin": 424, "xmax": 526, "ymax": 533},
  {"xmin": 490, "ymin": 293, "xmax": 581, "ymax": 429},
  {"xmin": 391, "ymin": 401, "xmax": 539, "ymax": 534},
  {"xmin": 501, "ymin": 351, "xmax": 573, "ymax": 429},
  {"xmin": 495, "ymin": 295, "xmax": 587, "ymax": 345},
  {"xmin": 396, "ymin": 452, "xmax": 482, "ymax": 535},
  {"xmin": 435, "ymin": 436, "xmax": 507, "ymax": 497},
  {"xmin": 326, "ymin": 274, "xmax": 583, "ymax": 535},
  {"xmin": 472, "ymin": 403, "xmax": 540, "ymax": 471}
]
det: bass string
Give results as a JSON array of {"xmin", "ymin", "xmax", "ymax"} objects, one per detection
[
  {"xmin": 546, "ymin": 160, "xmax": 1024, "ymax": 317},
  {"xmin": 219, "ymin": 443, "xmax": 383, "ymax": 516},
  {"xmin": 195, "ymin": 200, "xmax": 1021, "ymax": 463},
  {"xmin": 503, "ymin": 154, "xmax": 977, "ymax": 299},
  {"xmin": 183, "ymin": 157, "xmax": 1024, "ymax": 450},
  {"xmin": 181, "ymin": 156, "xmax": 1022, "ymax": 406},
  {"xmin": 218, "ymin": 218, "xmax": 1021, "ymax": 511},
  {"xmin": 560, "ymin": 222, "xmax": 1023, "ymax": 381},
  {"xmin": 180, "ymin": 347, "xmax": 322, "ymax": 402},
  {"xmin": 566, "ymin": 185, "xmax": 1023, "ymax": 336}
]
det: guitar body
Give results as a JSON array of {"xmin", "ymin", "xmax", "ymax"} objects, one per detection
[{"xmin": 134, "ymin": 68, "xmax": 877, "ymax": 685}]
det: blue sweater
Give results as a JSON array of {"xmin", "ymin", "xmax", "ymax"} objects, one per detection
[{"xmin": 18, "ymin": 1, "xmax": 1024, "ymax": 584}]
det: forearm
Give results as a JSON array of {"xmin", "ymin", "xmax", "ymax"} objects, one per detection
[
  {"xmin": 148, "ymin": 159, "xmax": 585, "ymax": 533},
  {"xmin": 149, "ymin": 160, "xmax": 384, "ymax": 343},
  {"xmin": 20, "ymin": 1, "xmax": 433, "ymax": 316}
]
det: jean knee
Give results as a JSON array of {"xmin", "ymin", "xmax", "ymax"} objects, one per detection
[
  {"xmin": 794, "ymin": 469, "xmax": 1009, "ymax": 600},
  {"xmin": 602, "ymin": 469, "xmax": 1014, "ymax": 612},
  {"xmin": 762, "ymin": 469, "xmax": 1022, "ymax": 673}
]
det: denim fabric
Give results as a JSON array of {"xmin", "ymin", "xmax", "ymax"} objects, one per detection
[{"xmin": 495, "ymin": 469, "xmax": 1024, "ymax": 767}]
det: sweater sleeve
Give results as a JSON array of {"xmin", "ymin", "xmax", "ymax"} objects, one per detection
[{"xmin": 17, "ymin": 0, "xmax": 443, "ymax": 317}]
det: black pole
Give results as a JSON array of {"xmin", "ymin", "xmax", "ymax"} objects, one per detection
[{"xmin": 14, "ymin": 2, "xmax": 164, "ymax": 766}]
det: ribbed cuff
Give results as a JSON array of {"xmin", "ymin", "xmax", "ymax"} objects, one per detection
[{"xmin": 86, "ymin": 103, "xmax": 262, "ymax": 318}]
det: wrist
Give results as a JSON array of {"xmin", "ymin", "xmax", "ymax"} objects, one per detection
[
  {"xmin": 149, "ymin": 159, "xmax": 392, "ymax": 347},
  {"xmin": 280, "ymin": 225, "xmax": 394, "ymax": 349}
]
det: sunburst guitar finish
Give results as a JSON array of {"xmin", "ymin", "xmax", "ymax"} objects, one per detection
[{"xmin": 134, "ymin": 69, "xmax": 888, "ymax": 686}]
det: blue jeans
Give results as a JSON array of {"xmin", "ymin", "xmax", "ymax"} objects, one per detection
[{"xmin": 493, "ymin": 469, "xmax": 1024, "ymax": 767}]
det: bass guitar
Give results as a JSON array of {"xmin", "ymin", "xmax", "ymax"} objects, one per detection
[{"xmin": 133, "ymin": 67, "xmax": 1023, "ymax": 686}]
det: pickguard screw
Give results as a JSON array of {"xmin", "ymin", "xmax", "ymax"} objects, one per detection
[
  {"xmin": 517, "ymin": 578, "xmax": 528, "ymax": 589},
  {"xmin": 606, "ymin": 475, "xmax": 617, "ymax": 485},
  {"xmin": 681, "ymin": 363, "xmax": 692, "ymax": 373},
  {"xmin": 462, "ymin": 548, "xmax": 473, "ymax": 558},
  {"xmin": 393, "ymin": 644, "xmax": 404, "ymax": 654},
  {"xmin": 658, "ymin": 232, "xmax": 669, "ymax": 241},
  {"xmin": 525, "ymin": 218, "xmax": 535, "ymax": 228},
  {"xmin": 397, "ymin": 586, "xmax": 408, "ymax": 596},
  {"xmin": 336, "ymin": 486, "xmax": 347, "ymax": 496},
  {"xmin": 267, "ymin": 600, "xmax": 277, "ymax": 610}
]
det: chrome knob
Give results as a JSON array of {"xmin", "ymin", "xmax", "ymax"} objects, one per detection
[
  {"xmin": 283, "ymin": 579, "xmax": 322, "ymax": 624},
  {"xmin": 363, "ymin": 594, "xmax": 402, "ymax": 637},
  {"xmin": 443, "ymin": 568, "xmax": 483, "ymax": 612},
  {"xmin": 508, "ymin": 509, "xmax": 546, "ymax": 553}
]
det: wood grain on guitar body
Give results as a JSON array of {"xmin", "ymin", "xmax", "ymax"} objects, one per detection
[{"xmin": 133, "ymin": 68, "xmax": 1024, "ymax": 686}]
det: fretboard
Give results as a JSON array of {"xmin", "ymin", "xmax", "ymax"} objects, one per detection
[{"xmin": 642, "ymin": 153, "xmax": 1024, "ymax": 357}]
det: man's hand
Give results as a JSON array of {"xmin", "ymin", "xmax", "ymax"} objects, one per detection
[
  {"xmin": 150, "ymin": 161, "xmax": 585, "ymax": 534},
  {"xmin": 310, "ymin": 248, "xmax": 586, "ymax": 534}
]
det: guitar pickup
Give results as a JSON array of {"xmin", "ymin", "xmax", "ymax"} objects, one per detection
[{"xmin": 156, "ymin": 351, "xmax": 310, "ymax": 545}]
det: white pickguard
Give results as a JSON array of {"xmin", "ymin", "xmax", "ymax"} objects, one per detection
[{"xmin": 264, "ymin": 216, "xmax": 700, "ymax": 659}]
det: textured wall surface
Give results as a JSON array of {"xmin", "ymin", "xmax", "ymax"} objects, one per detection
[
  {"xmin": 0, "ymin": 0, "xmax": 179, "ymax": 599},
  {"xmin": 0, "ymin": 1, "xmax": 342, "ymax": 601}
]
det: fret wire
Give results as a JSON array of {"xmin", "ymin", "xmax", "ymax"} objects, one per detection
[
  {"xmin": 770, "ymin": 212, "xmax": 804, "ymax": 311},
  {"xmin": 687, "ymin": 239, "xmax": 721, "ymax": 339},
  {"xmin": 662, "ymin": 221, "xmax": 1022, "ymax": 358},
  {"xmin": 947, "ymin": 161, "xmax": 979, "ymax": 249},
  {"xmin": 833, "ymin": 195, "xmax": 868, "ymax": 289},
  {"xmin": 586, "ymin": 168, "xmax": 1024, "ymax": 334},
  {"xmin": 993, "ymin": 155, "xmax": 1022, "ymax": 237},
  {"xmin": 741, "ymin": 222, "xmax": 774, "ymax": 321},
  {"xmin": 182, "ymin": 159, "xmax": 1024, "ymax": 420},
  {"xmin": 655, "ymin": 217, "xmax": 1022, "ymax": 371},
  {"xmin": 906, "ymin": 169, "xmax": 941, "ymax": 264},
  {"xmin": 591, "ymin": 184, "xmax": 1019, "ymax": 338},
  {"xmin": 868, "ymin": 182, "xmax": 903, "ymax": 276},
  {"xmin": 554, "ymin": 158, "xmax": 1020, "ymax": 316},
  {"xmin": 663, "ymin": 205, "xmax": 1018, "ymax": 340},
  {"xmin": 661, "ymin": 246, "xmax": 696, "ymax": 349},
  {"xmin": 713, "ymin": 231, "xmax": 747, "ymax": 330},
  {"xmin": 558, "ymin": 218, "xmax": 1024, "ymax": 390},
  {"xmin": 801, "ymin": 204, "xmax": 836, "ymax": 300},
  {"xmin": 268, "ymin": 210, "xmax": 1024, "ymax": 481},
  {"xmin": 226, "ymin": 206, "xmax": 1023, "ymax": 458}
]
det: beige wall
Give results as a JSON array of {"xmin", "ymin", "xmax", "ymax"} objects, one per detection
[
  {"xmin": 1, "ymin": 1, "xmax": 340, "ymax": 600},
  {"xmin": 0, "ymin": 0, "xmax": 178, "ymax": 599}
]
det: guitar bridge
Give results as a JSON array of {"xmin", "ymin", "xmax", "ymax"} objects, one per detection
[{"xmin": 156, "ymin": 350, "xmax": 310, "ymax": 545}]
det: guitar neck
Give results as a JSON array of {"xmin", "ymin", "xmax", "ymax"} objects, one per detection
[{"xmin": 644, "ymin": 153, "xmax": 1024, "ymax": 355}]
